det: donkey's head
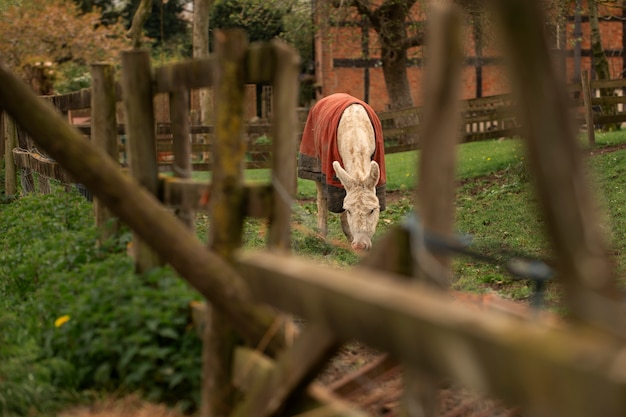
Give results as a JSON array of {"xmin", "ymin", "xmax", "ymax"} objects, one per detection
[{"xmin": 332, "ymin": 160, "xmax": 381, "ymax": 251}]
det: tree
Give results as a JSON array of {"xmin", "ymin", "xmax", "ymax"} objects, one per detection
[
  {"xmin": 282, "ymin": 0, "xmax": 315, "ymax": 106},
  {"xmin": 209, "ymin": 0, "xmax": 316, "ymax": 107},
  {"xmin": 0, "ymin": 0, "xmax": 21, "ymax": 13},
  {"xmin": 209, "ymin": 0, "xmax": 286, "ymax": 45},
  {"xmin": 71, "ymin": 0, "xmax": 122, "ymax": 26},
  {"xmin": 122, "ymin": 0, "xmax": 189, "ymax": 49},
  {"xmin": 330, "ymin": 0, "xmax": 424, "ymax": 110},
  {"xmin": 587, "ymin": 0, "xmax": 618, "ymax": 130},
  {"xmin": 193, "ymin": 0, "xmax": 213, "ymax": 126},
  {"xmin": 0, "ymin": 0, "xmax": 130, "ymax": 93}
]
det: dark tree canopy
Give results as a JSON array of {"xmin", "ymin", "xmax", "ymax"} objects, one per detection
[
  {"xmin": 72, "ymin": 0, "xmax": 121, "ymax": 25},
  {"xmin": 209, "ymin": 0, "xmax": 286, "ymax": 44},
  {"xmin": 71, "ymin": 0, "xmax": 189, "ymax": 46}
]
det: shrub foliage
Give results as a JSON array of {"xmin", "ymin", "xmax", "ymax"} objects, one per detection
[{"xmin": 0, "ymin": 190, "xmax": 202, "ymax": 414}]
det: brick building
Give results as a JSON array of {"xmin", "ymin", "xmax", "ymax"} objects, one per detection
[{"xmin": 313, "ymin": 2, "xmax": 626, "ymax": 112}]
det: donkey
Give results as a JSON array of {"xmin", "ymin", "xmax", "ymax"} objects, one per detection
[{"xmin": 298, "ymin": 93, "xmax": 386, "ymax": 250}]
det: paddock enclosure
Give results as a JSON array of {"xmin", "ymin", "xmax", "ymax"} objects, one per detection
[{"xmin": 2, "ymin": 1, "xmax": 626, "ymax": 416}]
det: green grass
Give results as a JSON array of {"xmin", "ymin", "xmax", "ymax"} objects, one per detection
[{"xmin": 3, "ymin": 130, "xmax": 626, "ymax": 414}]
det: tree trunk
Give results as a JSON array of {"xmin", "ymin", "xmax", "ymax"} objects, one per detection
[
  {"xmin": 380, "ymin": 45, "xmax": 414, "ymax": 110},
  {"xmin": 365, "ymin": 0, "xmax": 419, "ymax": 145},
  {"xmin": 193, "ymin": 0, "xmax": 214, "ymax": 162},
  {"xmin": 380, "ymin": 45, "xmax": 416, "ymax": 145},
  {"xmin": 588, "ymin": 0, "xmax": 618, "ymax": 130}
]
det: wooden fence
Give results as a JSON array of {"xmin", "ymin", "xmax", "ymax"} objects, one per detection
[
  {"xmin": 2, "ymin": 2, "xmax": 626, "ymax": 415},
  {"xmin": 3, "ymin": 63, "xmax": 626, "ymax": 182}
]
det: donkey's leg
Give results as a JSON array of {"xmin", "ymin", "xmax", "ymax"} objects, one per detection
[
  {"xmin": 340, "ymin": 211, "xmax": 353, "ymax": 242},
  {"xmin": 315, "ymin": 181, "xmax": 328, "ymax": 237}
]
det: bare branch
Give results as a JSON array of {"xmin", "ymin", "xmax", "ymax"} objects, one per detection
[
  {"xmin": 352, "ymin": 0, "xmax": 377, "ymax": 24},
  {"xmin": 126, "ymin": 0, "xmax": 153, "ymax": 49},
  {"xmin": 402, "ymin": 32, "xmax": 425, "ymax": 49},
  {"xmin": 331, "ymin": 0, "xmax": 378, "ymax": 26}
]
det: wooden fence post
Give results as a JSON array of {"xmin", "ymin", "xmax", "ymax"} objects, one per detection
[
  {"xmin": 408, "ymin": 4, "xmax": 465, "ymax": 417},
  {"xmin": 169, "ymin": 88, "xmax": 195, "ymax": 231},
  {"xmin": 2, "ymin": 111, "xmax": 17, "ymax": 196},
  {"xmin": 91, "ymin": 63, "xmax": 120, "ymax": 242},
  {"xmin": 0, "ymin": 111, "xmax": 4, "ymax": 163},
  {"xmin": 202, "ymin": 29, "xmax": 248, "ymax": 417},
  {"xmin": 489, "ymin": 0, "xmax": 626, "ymax": 338},
  {"xmin": 15, "ymin": 124, "xmax": 35, "ymax": 194},
  {"xmin": 581, "ymin": 70, "xmax": 596, "ymax": 146},
  {"xmin": 121, "ymin": 49, "xmax": 163, "ymax": 273},
  {"xmin": 267, "ymin": 40, "xmax": 301, "ymax": 250}
]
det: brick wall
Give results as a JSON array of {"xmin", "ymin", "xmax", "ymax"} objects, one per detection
[{"xmin": 315, "ymin": 2, "xmax": 626, "ymax": 112}]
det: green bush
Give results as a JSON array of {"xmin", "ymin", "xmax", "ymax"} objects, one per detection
[
  {"xmin": 0, "ymin": 191, "xmax": 99, "ymax": 300},
  {"xmin": 0, "ymin": 193, "xmax": 97, "ymax": 299},
  {"xmin": 36, "ymin": 258, "xmax": 203, "ymax": 413},
  {"xmin": 1, "ymin": 190, "xmax": 203, "ymax": 413},
  {"xmin": 0, "ymin": 309, "xmax": 78, "ymax": 416}
]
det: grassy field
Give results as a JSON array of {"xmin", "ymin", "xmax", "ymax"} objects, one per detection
[
  {"xmin": 192, "ymin": 137, "xmax": 529, "ymax": 198},
  {"xmin": 2, "ymin": 130, "xmax": 626, "ymax": 415}
]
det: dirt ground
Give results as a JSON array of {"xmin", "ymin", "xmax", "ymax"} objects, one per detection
[
  {"xmin": 312, "ymin": 292, "xmax": 559, "ymax": 417},
  {"xmin": 58, "ymin": 350, "xmax": 518, "ymax": 417},
  {"xmin": 313, "ymin": 292, "xmax": 531, "ymax": 417}
]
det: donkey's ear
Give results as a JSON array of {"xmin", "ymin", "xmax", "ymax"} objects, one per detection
[
  {"xmin": 333, "ymin": 161, "xmax": 355, "ymax": 188},
  {"xmin": 367, "ymin": 161, "xmax": 380, "ymax": 188}
]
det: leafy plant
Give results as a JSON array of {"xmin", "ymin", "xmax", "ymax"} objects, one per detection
[
  {"xmin": 37, "ymin": 259, "xmax": 203, "ymax": 413},
  {"xmin": 0, "ymin": 309, "xmax": 79, "ymax": 416},
  {"xmin": 253, "ymin": 135, "xmax": 272, "ymax": 145},
  {"xmin": 0, "ymin": 0, "xmax": 131, "ymax": 93},
  {"xmin": 0, "ymin": 191, "xmax": 99, "ymax": 301}
]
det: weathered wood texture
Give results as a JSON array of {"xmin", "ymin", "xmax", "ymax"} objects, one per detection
[
  {"xmin": 416, "ymin": 2, "xmax": 464, "ymax": 289},
  {"xmin": 406, "ymin": 5, "xmax": 465, "ymax": 416},
  {"xmin": 489, "ymin": 0, "xmax": 626, "ymax": 340},
  {"xmin": 203, "ymin": 30, "xmax": 249, "ymax": 417},
  {"xmin": 4, "ymin": 6, "xmax": 625, "ymax": 416},
  {"xmin": 232, "ymin": 323, "xmax": 340, "ymax": 417},
  {"xmin": 0, "ymin": 51, "xmax": 292, "ymax": 361},
  {"xmin": 267, "ymin": 40, "xmax": 300, "ymax": 250},
  {"xmin": 169, "ymin": 88, "xmax": 195, "ymax": 230},
  {"xmin": 121, "ymin": 50, "xmax": 163, "ymax": 273},
  {"xmin": 91, "ymin": 63, "xmax": 120, "ymax": 242},
  {"xmin": 237, "ymin": 250, "xmax": 626, "ymax": 417},
  {"xmin": 232, "ymin": 348, "xmax": 370, "ymax": 417},
  {"xmin": 2, "ymin": 112, "xmax": 17, "ymax": 195},
  {"xmin": 581, "ymin": 70, "xmax": 596, "ymax": 146},
  {"xmin": 0, "ymin": 113, "xmax": 4, "ymax": 162},
  {"xmin": 159, "ymin": 179, "xmax": 272, "ymax": 216}
]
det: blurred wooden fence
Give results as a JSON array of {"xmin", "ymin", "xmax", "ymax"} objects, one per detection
[{"xmin": 2, "ymin": 5, "xmax": 626, "ymax": 415}]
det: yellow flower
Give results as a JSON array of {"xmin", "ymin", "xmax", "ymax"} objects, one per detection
[{"xmin": 55, "ymin": 315, "xmax": 70, "ymax": 328}]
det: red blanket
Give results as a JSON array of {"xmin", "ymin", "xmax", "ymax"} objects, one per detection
[{"xmin": 298, "ymin": 93, "xmax": 386, "ymax": 213}]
